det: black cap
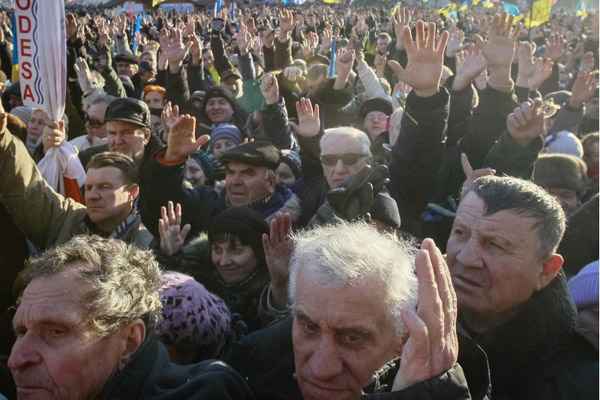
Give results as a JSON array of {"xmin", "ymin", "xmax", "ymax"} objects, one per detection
[
  {"xmin": 360, "ymin": 97, "xmax": 394, "ymax": 119},
  {"xmin": 114, "ymin": 53, "xmax": 139, "ymax": 65},
  {"xmin": 220, "ymin": 141, "xmax": 281, "ymax": 170},
  {"xmin": 105, "ymin": 98, "xmax": 151, "ymax": 129}
]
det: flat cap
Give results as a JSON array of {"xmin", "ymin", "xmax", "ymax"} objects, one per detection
[{"xmin": 220, "ymin": 141, "xmax": 281, "ymax": 170}]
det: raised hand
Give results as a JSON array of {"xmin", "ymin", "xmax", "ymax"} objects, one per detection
[
  {"xmin": 393, "ymin": 7, "xmax": 412, "ymax": 50},
  {"xmin": 320, "ymin": 27, "xmax": 333, "ymax": 53},
  {"xmin": 579, "ymin": 51, "xmax": 595, "ymax": 73},
  {"xmin": 393, "ymin": 238, "xmax": 459, "ymax": 390},
  {"xmin": 279, "ymin": 9, "xmax": 295, "ymax": 35},
  {"xmin": 163, "ymin": 28, "xmax": 192, "ymax": 71},
  {"xmin": 506, "ymin": 99, "xmax": 545, "ymax": 146},
  {"xmin": 261, "ymin": 72, "xmax": 280, "ymax": 105},
  {"xmin": 235, "ymin": 22, "xmax": 251, "ymax": 55},
  {"xmin": 388, "ymin": 20, "xmax": 449, "ymax": 97},
  {"xmin": 189, "ymin": 34, "xmax": 203, "ymax": 66},
  {"xmin": 159, "ymin": 201, "xmax": 191, "ymax": 256},
  {"xmin": 480, "ymin": 13, "xmax": 518, "ymax": 69},
  {"xmin": 164, "ymin": 105, "xmax": 208, "ymax": 162},
  {"xmin": 335, "ymin": 47, "xmax": 356, "ymax": 87},
  {"xmin": 569, "ymin": 70, "xmax": 599, "ymax": 109},
  {"xmin": 544, "ymin": 33, "xmax": 565, "ymax": 61},
  {"xmin": 516, "ymin": 41, "xmax": 536, "ymax": 87},
  {"xmin": 528, "ymin": 57, "xmax": 554, "ymax": 90},
  {"xmin": 262, "ymin": 213, "xmax": 293, "ymax": 308},
  {"xmin": 453, "ymin": 45, "xmax": 487, "ymax": 91},
  {"xmin": 73, "ymin": 57, "xmax": 95, "ymax": 95},
  {"xmin": 446, "ymin": 25, "xmax": 464, "ymax": 58},
  {"xmin": 294, "ymin": 98, "xmax": 320, "ymax": 138}
]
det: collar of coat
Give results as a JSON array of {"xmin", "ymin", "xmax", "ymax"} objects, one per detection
[{"xmin": 459, "ymin": 271, "xmax": 579, "ymax": 379}]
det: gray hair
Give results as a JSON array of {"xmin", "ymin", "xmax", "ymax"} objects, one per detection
[
  {"xmin": 288, "ymin": 222, "xmax": 417, "ymax": 336},
  {"xmin": 17, "ymin": 235, "xmax": 162, "ymax": 337},
  {"xmin": 465, "ymin": 176, "xmax": 566, "ymax": 258},
  {"xmin": 321, "ymin": 127, "xmax": 372, "ymax": 157}
]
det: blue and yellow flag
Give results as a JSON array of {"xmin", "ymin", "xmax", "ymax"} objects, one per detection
[
  {"xmin": 524, "ymin": 0, "xmax": 552, "ymax": 28},
  {"xmin": 438, "ymin": 3, "xmax": 458, "ymax": 17},
  {"xmin": 576, "ymin": 0, "xmax": 588, "ymax": 17},
  {"xmin": 10, "ymin": 12, "xmax": 18, "ymax": 83},
  {"xmin": 502, "ymin": 1, "xmax": 520, "ymax": 16}
]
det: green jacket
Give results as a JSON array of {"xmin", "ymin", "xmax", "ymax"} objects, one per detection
[{"xmin": 0, "ymin": 128, "xmax": 153, "ymax": 251}]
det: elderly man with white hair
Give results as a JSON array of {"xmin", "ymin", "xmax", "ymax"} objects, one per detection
[{"xmin": 226, "ymin": 222, "xmax": 475, "ymax": 400}]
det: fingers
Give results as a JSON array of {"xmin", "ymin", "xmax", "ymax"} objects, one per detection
[
  {"xmin": 175, "ymin": 202, "xmax": 183, "ymax": 226},
  {"xmin": 422, "ymin": 238, "xmax": 457, "ymax": 338},
  {"xmin": 400, "ymin": 308, "xmax": 430, "ymax": 360},
  {"xmin": 414, "ymin": 247, "xmax": 443, "ymax": 340},
  {"xmin": 460, "ymin": 153, "xmax": 473, "ymax": 179},
  {"xmin": 167, "ymin": 201, "xmax": 176, "ymax": 224}
]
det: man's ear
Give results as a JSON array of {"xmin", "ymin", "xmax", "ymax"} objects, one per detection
[
  {"xmin": 143, "ymin": 128, "xmax": 151, "ymax": 145},
  {"xmin": 537, "ymin": 253, "xmax": 564, "ymax": 290},
  {"xmin": 127, "ymin": 184, "xmax": 140, "ymax": 202},
  {"xmin": 118, "ymin": 318, "xmax": 146, "ymax": 362}
]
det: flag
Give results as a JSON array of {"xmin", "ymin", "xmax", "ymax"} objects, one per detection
[
  {"xmin": 576, "ymin": 0, "xmax": 588, "ymax": 17},
  {"xmin": 229, "ymin": 1, "xmax": 237, "ymax": 20},
  {"xmin": 10, "ymin": 12, "xmax": 18, "ymax": 83},
  {"xmin": 214, "ymin": 0, "xmax": 223, "ymax": 18},
  {"xmin": 438, "ymin": 3, "xmax": 458, "ymax": 17},
  {"xmin": 482, "ymin": 0, "xmax": 495, "ymax": 8},
  {"xmin": 502, "ymin": 1, "xmax": 520, "ymax": 16},
  {"xmin": 524, "ymin": 0, "xmax": 552, "ymax": 28},
  {"xmin": 328, "ymin": 40, "xmax": 337, "ymax": 78},
  {"xmin": 322, "ymin": 0, "xmax": 343, "ymax": 4},
  {"xmin": 152, "ymin": 0, "xmax": 166, "ymax": 6},
  {"xmin": 130, "ymin": 14, "xmax": 143, "ymax": 54}
]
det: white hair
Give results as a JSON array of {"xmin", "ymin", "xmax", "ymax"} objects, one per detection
[
  {"xmin": 288, "ymin": 222, "xmax": 417, "ymax": 336},
  {"xmin": 321, "ymin": 127, "xmax": 372, "ymax": 157}
]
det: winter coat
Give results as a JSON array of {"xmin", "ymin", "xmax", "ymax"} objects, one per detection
[
  {"xmin": 225, "ymin": 317, "xmax": 475, "ymax": 400},
  {"xmin": 99, "ymin": 336, "xmax": 253, "ymax": 399},
  {"xmin": 458, "ymin": 273, "xmax": 599, "ymax": 400},
  {"xmin": 155, "ymin": 234, "xmax": 277, "ymax": 333},
  {"xmin": 0, "ymin": 128, "xmax": 153, "ymax": 251},
  {"xmin": 140, "ymin": 154, "xmax": 302, "ymax": 237}
]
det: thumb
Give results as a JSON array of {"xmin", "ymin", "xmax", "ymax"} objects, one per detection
[
  {"xmin": 460, "ymin": 153, "xmax": 473, "ymax": 178},
  {"xmin": 197, "ymin": 134, "xmax": 210, "ymax": 148},
  {"xmin": 180, "ymin": 224, "xmax": 191, "ymax": 242}
]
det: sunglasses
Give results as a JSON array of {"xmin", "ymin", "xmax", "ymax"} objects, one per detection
[
  {"xmin": 320, "ymin": 153, "xmax": 369, "ymax": 166},
  {"xmin": 85, "ymin": 115, "xmax": 105, "ymax": 128}
]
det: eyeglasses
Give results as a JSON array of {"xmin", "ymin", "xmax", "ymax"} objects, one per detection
[
  {"xmin": 85, "ymin": 115, "xmax": 105, "ymax": 128},
  {"xmin": 320, "ymin": 153, "xmax": 369, "ymax": 166}
]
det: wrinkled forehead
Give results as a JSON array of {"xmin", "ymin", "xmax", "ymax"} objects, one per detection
[{"xmin": 320, "ymin": 133, "xmax": 365, "ymax": 155}]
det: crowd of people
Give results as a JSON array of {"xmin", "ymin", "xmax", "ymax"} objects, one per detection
[{"xmin": 0, "ymin": 1, "xmax": 598, "ymax": 399}]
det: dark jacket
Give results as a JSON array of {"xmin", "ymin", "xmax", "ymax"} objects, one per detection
[
  {"xmin": 140, "ymin": 155, "xmax": 302, "ymax": 237},
  {"xmin": 458, "ymin": 273, "xmax": 599, "ymax": 400},
  {"xmin": 100, "ymin": 336, "xmax": 254, "ymax": 399},
  {"xmin": 155, "ymin": 234, "xmax": 272, "ymax": 332},
  {"xmin": 225, "ymin": 317, "xmax": 474, "ymax": 400}
]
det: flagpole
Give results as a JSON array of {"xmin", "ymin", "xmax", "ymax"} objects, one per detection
[{"xmin": 527, "ymin": 0, "xmax": 533, "ymax": 40}]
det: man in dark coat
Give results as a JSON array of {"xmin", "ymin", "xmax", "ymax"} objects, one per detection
[
  {"xmin": 8, "ymin": 235, "xmax": 253, "ymax": 399},
  {"xmin": 448, "ymin": 176, "xmax": 599, "ymax": 400},
  {"xmin": 226, "ymin": 222, "xmax": 475, "ymax": 400}
]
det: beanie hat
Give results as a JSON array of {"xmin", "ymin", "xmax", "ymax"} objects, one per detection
[
  {"xmin": 189, "ymin": 150, "xmax": 218, "ymax": 182},
  {"xmin": 208, "ymin": 207, "xmax": 269, "ymax": 265},
  {"xmin": 202, "ymin": 87, "xmax": 237, "ymax": 117},
  {"xmin": 157, "ymin": 271, "xmax": 232, "ymax": 359},
  {"xmin": 533, "ymin": 154, "xmax": 588, "ymax": 193},
  {"xmin": 10, "ymin": 106, "xmax": 33, "ymax": 125},
  {"xmin": 568, "ymin": 260, "xmax": 599, "ymax": 309},
  {"xmin": 280, "ymin": 149, "xmax": 302, "ymax": 178},
  {"xmin": 360, "ymin": 97, "xmax": 394, "ymax": 120},
  {"xmin": 544, "ymin": 130, "xmax": 584, "ymax": 158},
  {"xmin": 211, "ymin": 123, "xmax": 242, "ymax": 148}
]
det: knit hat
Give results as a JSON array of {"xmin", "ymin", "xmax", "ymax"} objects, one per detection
[
  {"xmin": 360, "ymin": 97, "xmax": 394, "ymax": 120},
  {"xmin": 189, "ymin": 150, "xmax": 218, "ymax": 182},
  {"xmin": 280, "ymin": 149, "xmax": 302, "ymax": 179},
  {"xmin": 208, "ymin": 207, "xmax": 269, "ymax": 265},
  {"xmin": 202, "ymin": 87, "xmax": 237, "ymax": 116},
  {"xmin": 568, "ymin": 260, "xmax": 599, "ymax": 309},
  {"xmin": 157, "ymin": 271, "xmax": 232, "ymax": 359},
  {"xmin": 10, "ymin": 106, "xmax": 33, "ymax": 125},
  {"xmin": 543, "ymin": 131, "xmax": 584, "ymax": 158},
  {"xmin": 533, "ymin": 154, "xmax": 588, "ymax": 193},
  {"xmin": 211, "ymin": 123, "xmax": 242, "ymax": 148}
]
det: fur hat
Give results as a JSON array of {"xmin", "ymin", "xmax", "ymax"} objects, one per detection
[
  {"xmin": 533, "ymin": 154, "xmax": 588, "ymax": 193},
  {"xmin": 544, "ymin": 131, "xmax": 584, "ymax": 158}
]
